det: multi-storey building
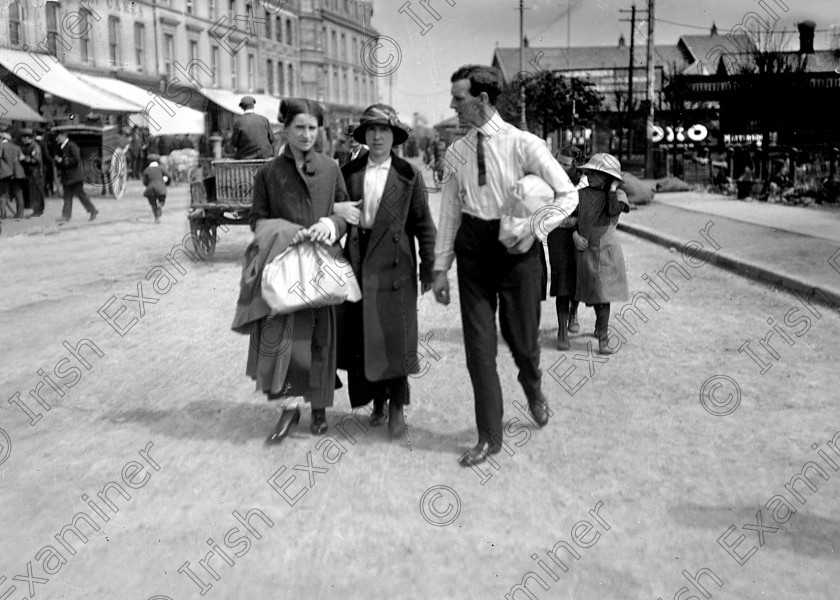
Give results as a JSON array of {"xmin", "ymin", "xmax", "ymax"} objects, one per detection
[
  {"xmin": 0, "ymin": 0, "xmax": 378, "ymax": 142},
  {"xmin": 298, "ymin": 0, "xmax": 379, "ymax": 138}
]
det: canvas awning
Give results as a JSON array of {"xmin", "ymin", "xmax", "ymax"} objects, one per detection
[
  {"xmin": 76, "ymin": 74, "xmax": 206, "ymax": 135},
  {"xmin": 0, "ymin": 84, "xmax": 45, "ymax": 122},
  {"xmin": 0, "ymin": 49, "xmax": 141, "ymax": 113},
  {"xmin": 200, "ymin": 87, "xmax": 281, "ymax": 124}
]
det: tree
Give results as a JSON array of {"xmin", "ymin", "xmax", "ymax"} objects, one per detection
[{"xmin": 497, "ymin": 71, "xmax": 603, "ymax": 137}]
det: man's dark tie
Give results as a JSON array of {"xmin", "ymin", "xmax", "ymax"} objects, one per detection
[{"xmin": 477, "ymin": 133, "xmax": 487, "ymax": 187}]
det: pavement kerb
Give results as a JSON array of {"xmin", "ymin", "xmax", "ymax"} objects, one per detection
[{"xmin": 617, "ymin": 220, "xmax": 840, "ymax": 309}]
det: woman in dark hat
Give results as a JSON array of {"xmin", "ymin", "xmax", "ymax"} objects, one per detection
[
  {"xmin": 232, "ymin": 98, "xmax": 349, "ymax": 444},
  {"xmin": 573, "ymin": 153, "xmax": 630, "ymax": 355},
  {"xmin": 333, "ymin": 104, "xmax": 436, "ymax": 438}
]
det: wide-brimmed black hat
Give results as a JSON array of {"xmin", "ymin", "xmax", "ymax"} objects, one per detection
[{"xmin": 353, "ymin": 104, "xmax": 410, "ymax": 146}]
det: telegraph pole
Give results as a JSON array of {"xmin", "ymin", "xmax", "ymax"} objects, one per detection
[
  {"xmin": 645, "ymin": 0, "xmax": 656, "ymax": 178},
  {"xmin": 519, "ymin": 0, "xmax": 528, "ymax": 130},
  {"xmin": 619, "ymin": 4, "xmax": 642, "ymax": 164}
]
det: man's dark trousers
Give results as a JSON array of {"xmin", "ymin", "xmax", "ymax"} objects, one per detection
[
  {"xmin": 454, "ymin": 214, "xmax": 543, "ymax": 444},
  {"xmin": 62, "ymin": 182, "xmax": 96, "ymax": 218}
]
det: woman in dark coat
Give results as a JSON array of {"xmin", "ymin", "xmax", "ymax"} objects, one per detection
[
  {"xmin": 333, "ymin": 104, "xmax": 436, "ymax": 439},
  {"xmin": 244, "ymin": 98, "xmax": 349, "ymax": 443},
  {"xmin": 573, "ymin": 153, "xmax": 630, "ymax": 355},
  {"xmin": 547, "ymin": 146, "xmax": 583, "ymax": 350}
]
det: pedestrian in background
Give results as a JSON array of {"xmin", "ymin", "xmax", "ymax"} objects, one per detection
[
  {"xmin": 432, "ymin": 65, "xmax": 578, "ymax": 466},
  {"xmin": 334, "ymin": 104, "xmax": 437, "ymax": 439},
  {"xmin": 19, "ymin": 128, "xmax": 45, "ymax": 218},
  {"xmin": 36, "ymin": 132, "xmax": 55, "ymax": 197},
  {"xmin": 54, "ymin": 131, "xmax": 98, "ymax": 222},
  {"xmin": 547, "ymin": 145, "xmax": 585, "ymax": 350},
  {"xmin": 142, "ymin": 153, "xmax": 170, "ymax": 224},
  {"xmin": 232, "ymin": 95, "xmax": 275, "ymax": 159},
  {"xmin": 573, "ymin": 153, "xmax": 630, "ymax": 355},
  {"xmin": 0, "ymin": 131, "xmax": 26, "ymax": 219}
]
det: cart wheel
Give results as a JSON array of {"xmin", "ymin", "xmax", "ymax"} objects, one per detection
[
  {"xmin": 189, "ymin": 216, "xmax": 217, "ymax": 260},
  {"xmin": 110, "ymin": 148, "xmax": 127, "ymax": 199}
]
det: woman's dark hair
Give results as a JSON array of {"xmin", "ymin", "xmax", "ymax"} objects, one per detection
[
  {"xmin": 450, "ymin": 65, "xmax": 503, "ymax": 105},
  {"xmin": 278, "ymin": 98, "xmax": 324, "ymax": 127}
]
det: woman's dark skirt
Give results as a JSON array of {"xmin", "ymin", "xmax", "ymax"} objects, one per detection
[{"xmin": 547, "ymin": 226, "xmax": 577, "ymax": 297}]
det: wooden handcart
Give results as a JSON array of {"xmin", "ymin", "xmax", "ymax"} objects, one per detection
[
  {"xmin": 188, "ymin": 158, "xmax": 270, "ymax": 260},
  {"xmin": 50, "ymin": 124, "xmax": 128, "ymax": 199}
]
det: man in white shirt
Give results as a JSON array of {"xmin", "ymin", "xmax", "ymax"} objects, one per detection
[{"xmin": 432, "ymin": 65, "xmax": 578, "ymax": 466}]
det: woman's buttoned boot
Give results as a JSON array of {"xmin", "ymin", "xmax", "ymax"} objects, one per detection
[
  {"xmin": 310, "ymin": 408, "xmax": 328, "ymax": 435},
  {"xmin": 370, "ymin": 397, "xmax": 386, "ymax": 426},
  {"xmin": 594, "ymin": 304, "xmax": 615, "ymax": 355},
  {"xmin": 557, "ymin": 307, "xmax": 571, "ymax": 351},
  {"xmin": 568, "ymin": 301, "xmax": 580, "ymax": 333},
  {"xmin": 388, "ymin": 399, "xmax": 407, "ymax": 439}
]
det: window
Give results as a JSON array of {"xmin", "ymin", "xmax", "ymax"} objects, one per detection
[
  {"xmin": 134, "ymin": 24, "xmax": 145, "ymax": 72},
  {"xmin": 209, "ymin": 0, "xmax": 216, "ymax": 18},
  {"xmin": 342, "ymin": 71, "xmax": 348, "ymax": 103},
  {"xmin": 186, "ymin": 0, "xmax": 193, "ymax": 15},
  {"xmin": 108, "ymin": 17, "xmax": 120, "ymax": 66},
  {"xmin": 9, "ymin": 2, "xmax": 22, "ymax": 46},
  {"xmin": 352, "ymin": 36, "xmax": 357, "ymax": 62},
  {"xmin": 247, "ymin": 53, "xmax": 255, "ymax": 91},
  {"xmin": 189, "ymin": 40, "xmax": 199, "ymax": 79},
  {"xmin": 276, "ymin": 17, "xmax": 283, "ymax": 43},
  {"xmin": 341, "ymin": 33, "xmax": 346, "ymax": 61},
  {"xmin": 331, "ymin": 30, "xmax": 337, "ymax": 58},
  {"xmin": 266, "ymin": 59, "xmax": 273, "ymax": 94},
  {"xmin": 278, "ymin": 62, "xmax": 285, "ymax": 95},
  {"xmin": 287, "ymin": 63, "xmax": 294, "ymax": 96},
  {"xmin": 264, "ymin": 10, "xmax": 272, "ymax": 38},
  {"xmin": 163, "ymin": 33, "xmax": 175, "ymax": 78},
  {"xmin": 211, "ymin": 46, "xmax": 220, "ymax": 87},
  {"xmin": 46, "ymin": 3, "xmax": 60, "ymax": 57},
  {"xmin": 231, "ymin": 58, "xmax": 237, "ymax": 90},
  {"xmin": 79, "ymin": 8, "xmax": 93, "ymax": 63},
  {"xmin": 286, "ymin": 19, "xmax": 293, "ymax": 46},
  {"xmin": 322, "ymin": 26, "xmax": 327, "ymax": 52},
  {"xmin": 332, "ymin": 69, "xmax": 338, "ymax": 102},
  {"xmin": 354, "ymin": 73, "xmax": 359, "ymax": 104}
]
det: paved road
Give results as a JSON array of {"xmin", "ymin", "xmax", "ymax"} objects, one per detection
[{"xmin": 1, "ymin": 177, "xmax": 838, "ymax": 600}]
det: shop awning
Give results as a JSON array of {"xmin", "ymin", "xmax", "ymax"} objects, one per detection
[
  {"xmin": 0, "ymin": 49, "xmax": 141, "ymax": 113},
  {"xmin": 200, "ymin": 87, "xmax": 281, "ymax": 124},
  {"xmin": 0, "ymin": 84, "xmax": 45, "ymax": 122},
  {"xmin": 77, "ymin": 74, "xmax": 206, "ymax": 135}
]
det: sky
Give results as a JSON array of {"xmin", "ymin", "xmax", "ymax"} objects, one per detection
[{"xmin": 368, "ymin": 0, "xmax": 840, "ymax": 126}]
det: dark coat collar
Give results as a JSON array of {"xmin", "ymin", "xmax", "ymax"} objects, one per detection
[{"xmin": 342, "ymin": 151, "xmax": 414, "ymax": 182}]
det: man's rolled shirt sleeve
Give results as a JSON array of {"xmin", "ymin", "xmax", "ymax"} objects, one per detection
[{"xmin": 433, "ymin": 166, "xmax": 463, "ymax": 272}]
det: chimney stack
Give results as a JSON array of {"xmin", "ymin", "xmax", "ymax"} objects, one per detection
[{"xmin": 798, "ymin": 20, "xmax": 816, "ymax": 54}]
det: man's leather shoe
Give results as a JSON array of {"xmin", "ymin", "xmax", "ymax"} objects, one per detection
[
  {"xmin": 57, "ymin": 216, "xmax": 70, "ymax": 223},
  {"xmin": 388, "ymin": 401, "xmax": 406, "ymax": 439},
  {"xmin": 310, "ymin": 408, "xmax": 328, "ymax": 435},
  {"xmin": 458, "ymin": 441, "xmax": 501, "ymax": 466},
  {"xmin": 265, "ymin": 407, "xmax": 300, "ymax": 444},
  {"xmin": 369, "ymin": 398, "xmax": 385, "ymax": 426},
  {"xmin": 529, "ymin": 394, "xmax": 550, "ymax": 427},
  {"xmin": 89, "ymin": 209, "xmax": 99, "ymax": 221},
  {"xmin": 568, "ymin": 313, "xmax": 580, "ymax": 333}
]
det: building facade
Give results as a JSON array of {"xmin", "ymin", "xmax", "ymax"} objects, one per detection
[{"xmin": 0, "ymin": 0, "xmax": 378, "ymax": 140}]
